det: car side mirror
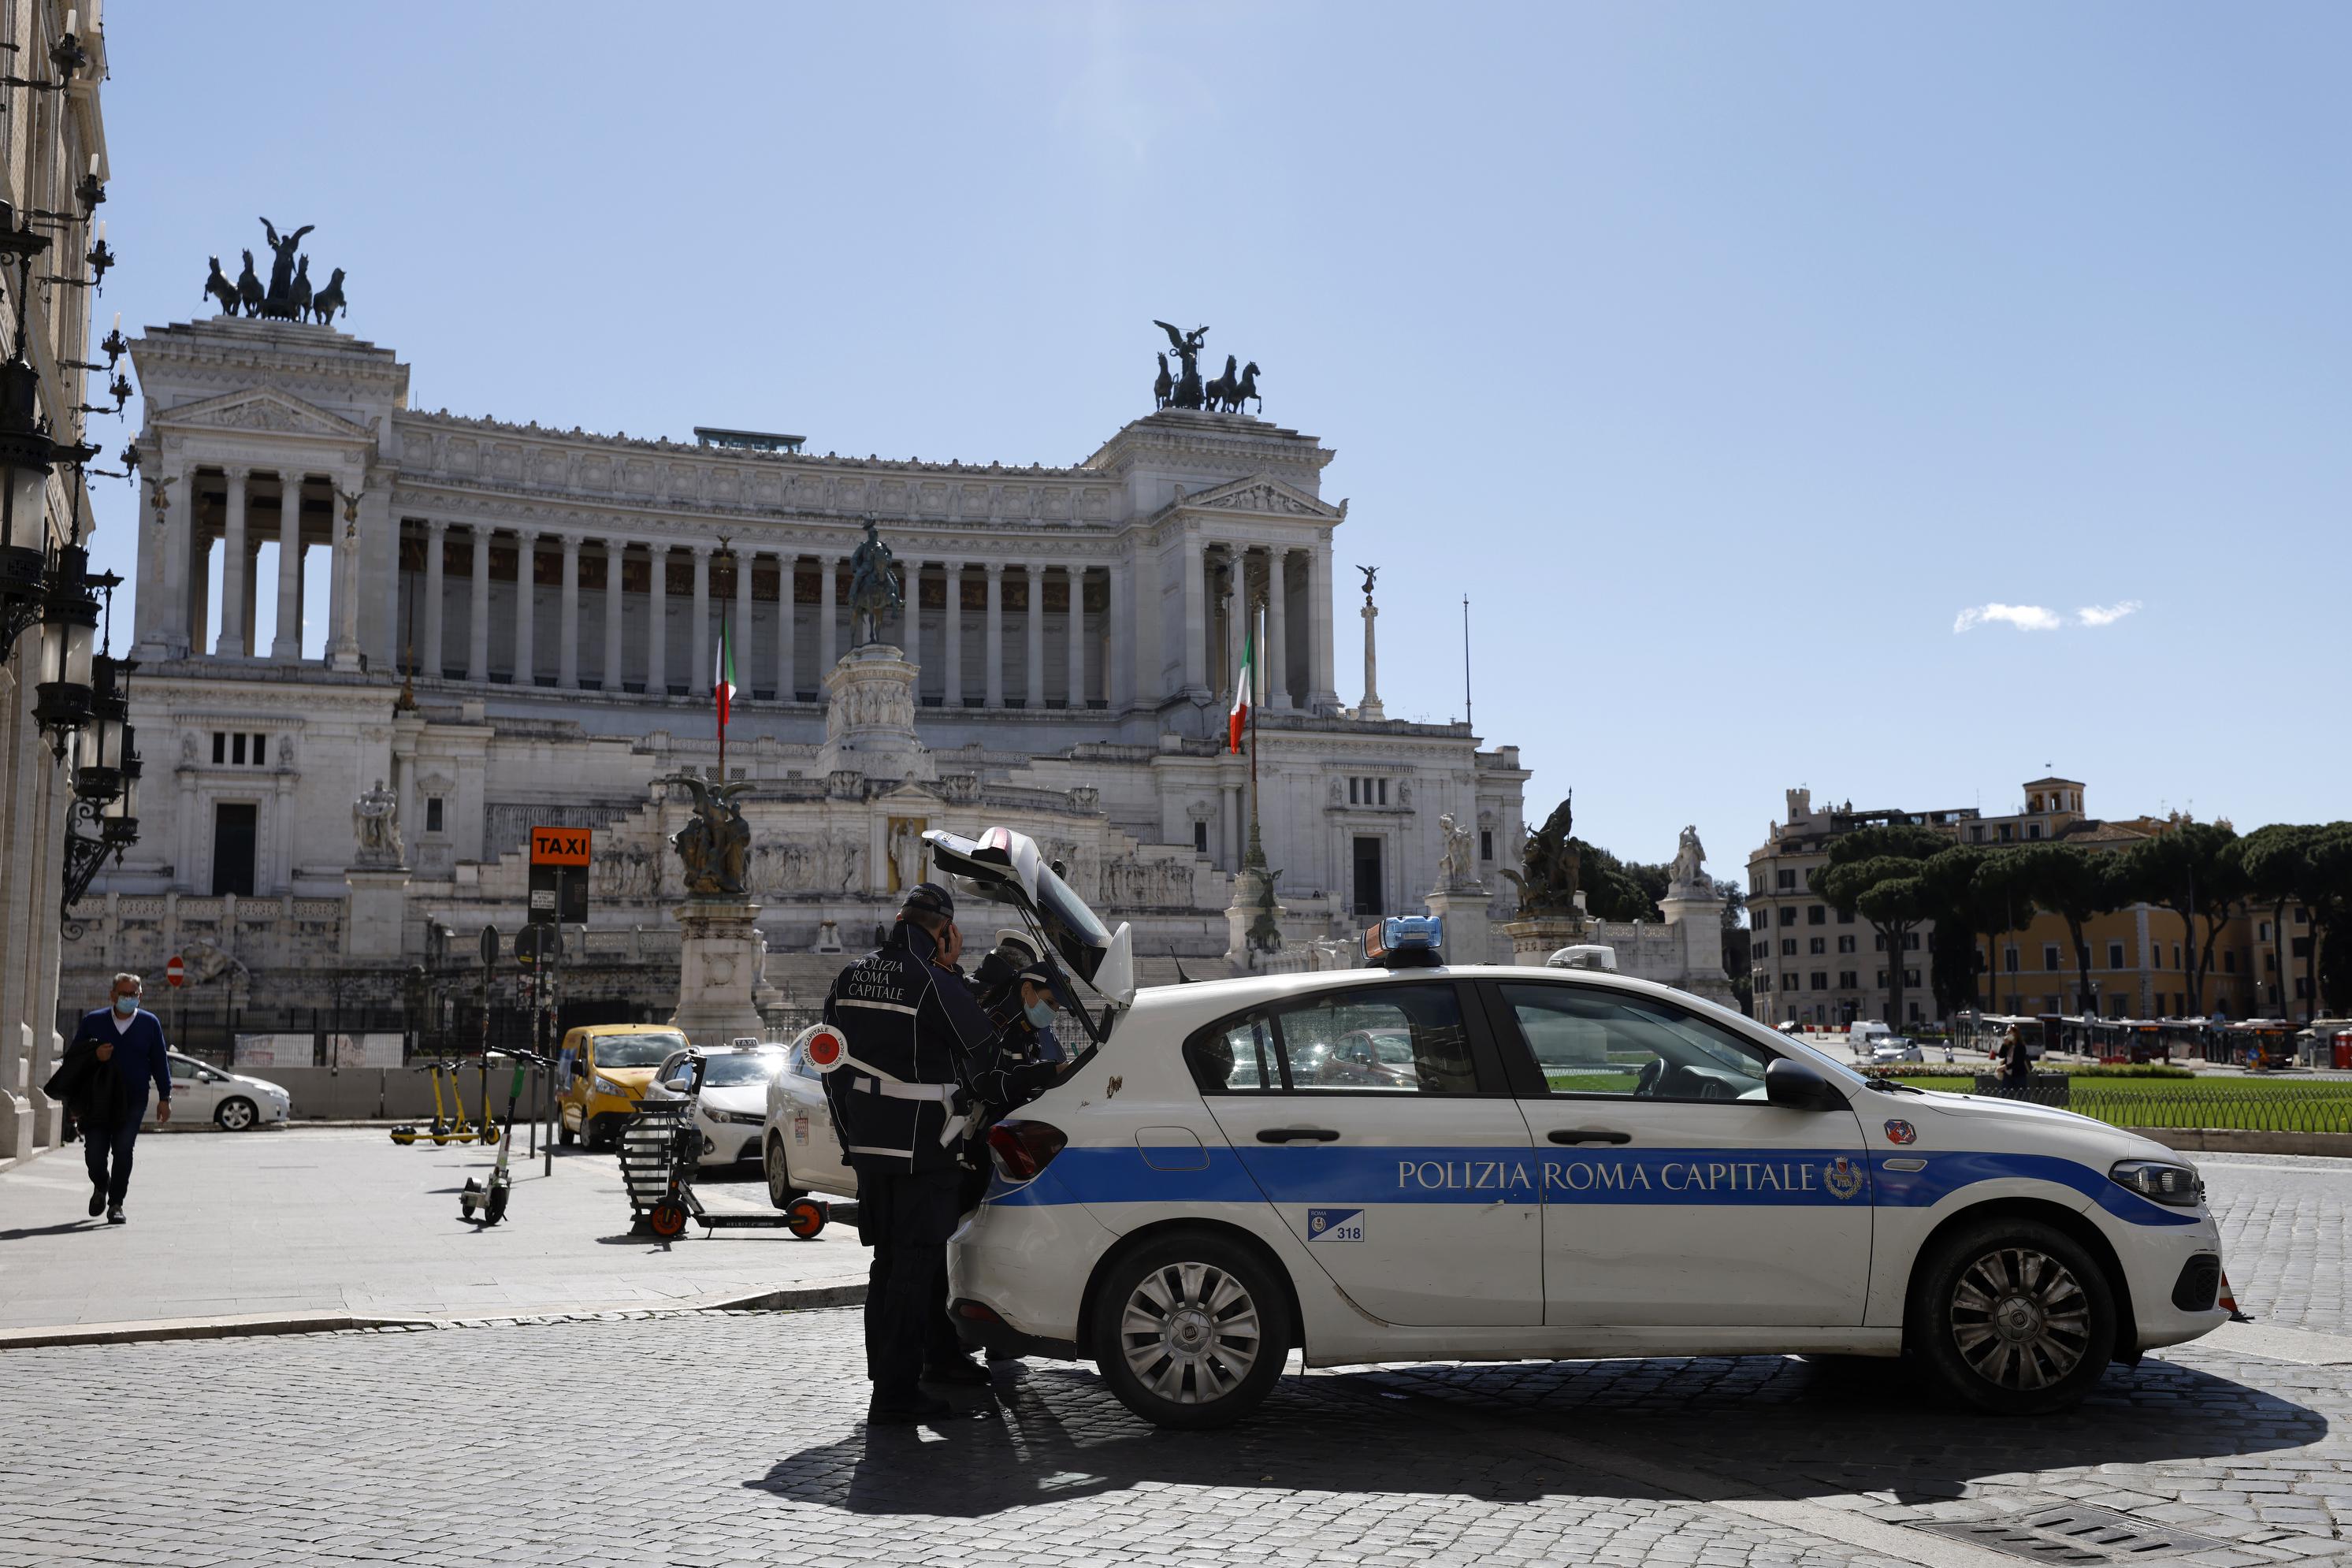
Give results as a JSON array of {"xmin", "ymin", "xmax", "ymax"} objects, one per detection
[
  {"xmin": 663, "ymin": 1073, "xmax": 693, "ymax": 1093},
  {"xmin": 1764, "ymin": 1057, "xmax": 1846, "ymax": 1113}
]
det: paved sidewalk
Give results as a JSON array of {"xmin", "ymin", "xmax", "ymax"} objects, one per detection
[{"xmin": 0, "ymin": 1126, "xmax": 863, "ymax": 1330}]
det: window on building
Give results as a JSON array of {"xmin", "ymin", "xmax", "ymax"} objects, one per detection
[
  {"xmin": 2043, "ymin": 943, "xmax": 2061, "ymax": 972},
  {"xmin": 425, "ymin": 797, "xmax": 444, "ymax": 834},
  {"xmin": 2292, "ymin": 936, "xmax": 2313, "ymax": 959},
  {"xmin": 1376, "ymin": 779, "xmax": 1388, "ymax": 806},
  {"xmin": 2004, "ymin": 946, "xmax": 2019, "ymax": 973},
  {"xmin": 2172, "ymin": 945, "xmax": 2181, "ymax": 969},
  {"xmin": 211, "ymin": 803, "xmax": 257, "ymax": 897},
  {"xmin": 1970, "ymin": 825, "xmax": 1985, "ymax": 843},
  {"xmin": 2223, "ymin": 952, "xmax": 2237, "ymax": 975},
  {"xmin": 1479, "ymin": 830, "xmax": 1492, "ymax": 862},
  {"xmin": 231, "ymin": 733, "xmax": 247, "ymax": 765},
  {"xmin": 1780, "ymin": 938, "xmax": 1797, "ymax": 957},
  {"xmin": 2265, "ymin": 953, "xmax": 2276, "ymax": 973},
  {"xmin": 2105, "ymin": 941, "xmax": 2123, "ymax": 969},
  {"xmin": 1193, "ymin": 820, "xmax": 1209, "ymax": 853},
  {"xmin": 1348, "ymin": 778, "xmax": 1359, "ymax": 804},
  {"xmin": 251, "ymin": 734, "xmax": 266, "ymax": 767},
  {"xmin": 1810, "ymin": 972, "xmax": 1828, "ymax": 991},
  {"xmin": 1874, "ymin": 934, "xmax": 1886, "ymax": 951},
  {"xmin": 1903, "ymin": 932, "xmax": 1920, "ymax": 951},
  {"xmin": 212, "ymin": 731, "xmax": 225, "ymax": 764},
  {"xmin": 1808, "ymin": 905, "xmax": 1826, "ymax": 926},
  {"xmin": 1838, "ymin": 970, "xmax": 1857, "ymax": 989},
  {"xmin": 1809, "ymin": 937, "xmax": 1826, "ymax": 955},
  {"xmin": 1779, "ymin": 907, "xmax": 1797, "ymax": 927},
  {"xmin": 2027, "ymin": 823, "xmax": 2043, "ymax": 840},
  {"xmin": 1875, "ymin": 969, "xmax": 1887, "ymax": 987},
  {"xmin": 2259, "ymin": 921, "xmax": 2272, "ymax": 942},
  {"xmin": 1904, "ymin": 968, "xmax": 1920, "ymax": 987},
  {"xmin": 1777, "ymin": 869, "xmax": 1797, "ymax": 891},
  {"xmin": 1837, "ymin": 908, "xmax": 1852, "ymax": 925},
  {"xmin": 1998, "ymin": 825, "xmax": 2013, "ymax": 842},
  {"xmin": 2295, "ymin": 907, "xmax": 2309, "ymax": 925},
  {"xmin": 1752, "ymin": 941, "xmax": 1768, "ymax": 960},
  {"xmin": 1837, "ymin": 934, "xmax": 1855, "ymax": 954}
]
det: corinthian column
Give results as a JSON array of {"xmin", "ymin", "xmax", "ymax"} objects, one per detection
[
  {"xmin": 817, "ymin": 552, "xmax": 838, "ymax": 670},
  {"xmin": 689, "ymin": 544, "xmax": 712, "ymax": 698},
  {"xmin": 271, "ymin": 473, "xmax": 303, "ymax": 660},
  {"xmin": 215, "ymin": 466, "xmax": 249, "ymax": 657},
  {"xmin": 983, "ymin": 563, "xmax": 1005, "ymax": 708},
  {"xmin": 467, "ymin": 525, "xmax": 491, "ymax": 682},
  {"xmin": 1024, "ymin": 563, "xmax": 1046, "ymax": 709},
  {"xmin": 943, "ymin": 563, "xmax": 964, "ymax": 707},
  {"xmin": 422, "ymin": 518, "xmax": 446, "ymax": 677},
  {"xmin": 511, "ymin": 528, "xmax": 538, "ymax": 687},
  {"xmin": 1065, "ymin": 564, "xmax": 1087, "ymax": 708},
  {"xmin": 558, "ymin": 533, "xmax": 581, "ymax": 689},
  {"xmin": 602, "ymin": 539, "xmax": 625, "ymax": 691},
  {"xmin": 645, "ymin": 543, "xmax": 668, "ymax": 694}
]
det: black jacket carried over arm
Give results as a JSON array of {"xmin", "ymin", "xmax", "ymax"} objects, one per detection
[
  {"xmin": 44, "ymin": 1036, "xmax": 126, "ymax": 1131},
  {"xmin": 820, "ymin": 923, "xmax": 1029, "ymax": 1173}
]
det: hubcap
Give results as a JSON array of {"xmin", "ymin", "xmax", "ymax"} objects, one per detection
[
  {"xmin": 1119, "ymin": 1261, "xmax": 1262, "ymax": 1404},
  {"xmin": 1950, "ymin": 1246, "xmax": 2092, "ymax": 1391}
]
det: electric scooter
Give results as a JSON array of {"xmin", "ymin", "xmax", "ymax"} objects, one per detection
[
  {"xmin": 390, "ymin": 1057, "xmax": 481, "ymax": 1146},
  {"xmin": 459, "ymin": 1050, "xmax": 535, "ymax": 1227}
]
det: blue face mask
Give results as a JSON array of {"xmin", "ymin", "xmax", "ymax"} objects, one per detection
[
  {"xmin": 1024, "ymin": 999, "xmax": 1055, "ymax": 1030},
  {"xmin": 113, "ymin": 995, "xmax": 138, "ymax": 1016}
]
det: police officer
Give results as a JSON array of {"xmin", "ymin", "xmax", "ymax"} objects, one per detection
[{"xmin": 822, "ymin": 881, "xmax": 1052, "ymax": 1424}]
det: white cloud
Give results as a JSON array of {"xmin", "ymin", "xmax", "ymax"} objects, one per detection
[
  {"xmin": 2075, "ymin": 600, "xmax": 2142, "ymax": 628},
  {"xmin": 1953, "ymin": 603, "xmax": 2064, "ymax": 634}
]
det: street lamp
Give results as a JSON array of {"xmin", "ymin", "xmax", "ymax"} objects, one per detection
[{"xmin": 59, "ymin": 644, "xmax": 139, "ymax": 929}]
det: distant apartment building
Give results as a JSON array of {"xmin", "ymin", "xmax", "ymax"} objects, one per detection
[{"xmin": 1747, "ymin": 778, "xmax": 2295, "ymax": 1027}]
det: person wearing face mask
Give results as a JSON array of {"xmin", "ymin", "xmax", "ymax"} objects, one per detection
[{"xmin": 54, "ymin": 973, "xmax": 173, "ymax": 1224}]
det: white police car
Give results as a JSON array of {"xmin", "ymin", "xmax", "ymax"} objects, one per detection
[{"xmin": 922, "ymin": 830, "xmax": 2230, "ymax": 1431}]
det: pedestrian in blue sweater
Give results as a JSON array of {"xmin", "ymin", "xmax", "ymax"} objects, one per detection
[{"xmin": 62, "ymin": 972, "xmax": 173, "ymax": 1223}]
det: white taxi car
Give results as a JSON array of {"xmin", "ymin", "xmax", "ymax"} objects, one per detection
[
  {"xmin": 761, "ymin": 1032, "xmax": 854, "ymax": 1209},
  {"xmin": 923, "ymin": 830, "xmax": 2230, "ymax": 1431},
  {"xmin": 641, "ymin": 1043, "xmax": 790, "ymax": 1169}
]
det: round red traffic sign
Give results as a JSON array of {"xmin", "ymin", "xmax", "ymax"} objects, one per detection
[
  {"xmin": 804, "ymin": 1024, "xmax": 847, "ymax": 1072},
  {"xmin": 165, "ymin": 955, "xmax": 184, "ymax": 988}
]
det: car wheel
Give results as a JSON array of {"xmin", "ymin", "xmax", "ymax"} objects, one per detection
[
  {"xmin": 1091, "ymin": 1231, "xmax": 1291, "ymax": 1430},
  {"xmin": 765, "ymin": 1136, "xmax": 804, "ymax": 1210},
  {"xmin": 214, "ymin": 1097, "xmax": 257, "ymax": 1131},
  {"xmin": 1910, "ymin": 1217, "xmax": 2114, "ymax": 1415}
]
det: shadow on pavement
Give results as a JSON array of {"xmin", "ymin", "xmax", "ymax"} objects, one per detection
[
  {"xmin": 0, "ymin": 1221, "xmax": 105, "ymax": 1241},
  {"xmin": 749, "ymin": 1353, "xmax": 2327, "ymax": 1518}
]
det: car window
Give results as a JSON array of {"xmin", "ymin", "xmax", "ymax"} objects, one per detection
[
  {"xmin": 593, "ymin": 1033, "xmax": 686, "ymax": 1068},
  {"xmin": 701, "ymin": 1053, "xmax": 783, "ymax": 1087},
  {"xmin": 1499, "ymin": 983, "xmax": 1772, "ymax": 1102},
  {"xmin": 1186, "ymin": 1016, "xmax": 1274, "ymax": 1093},
  {"xmin": 1272, "ymin": 984, "xmax": 1477, "ymax": 1095},
  {"xmin": 169, "ymin": 1057, "xmax": 199, "ymax": 1080}
]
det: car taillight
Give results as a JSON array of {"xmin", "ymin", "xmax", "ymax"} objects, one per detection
[{"xmin": 987, "ymin": 1119, "xmax": 1068, "ymax": 1182}]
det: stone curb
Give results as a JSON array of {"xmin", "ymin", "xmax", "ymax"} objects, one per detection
[
  {"xmin": 2133, "ymin": 1127, "xmax": 2352, "ymax": 1157},
  {"xmin": 0, "ymin": 1276, "xmax": 869, "ymax": 1352}
]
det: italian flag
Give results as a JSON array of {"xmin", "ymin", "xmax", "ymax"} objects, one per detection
[
  {"xmin": 715, "ymin": 612, "xmax": 736, "ymax": 727},
  {"xmin": 1227, "ymin": 620, "xmax": 1253, "ymax": 754}
]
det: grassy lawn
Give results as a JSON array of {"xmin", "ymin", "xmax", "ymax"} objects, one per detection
[{"xmin": 1889, "ymin": 1072, "xmax": 2352, "ymax": 1133}]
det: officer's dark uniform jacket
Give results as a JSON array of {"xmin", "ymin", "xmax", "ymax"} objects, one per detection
[{"xmin": 820, "ymin": 922, "xmax": 1025, "ymax": 1174}]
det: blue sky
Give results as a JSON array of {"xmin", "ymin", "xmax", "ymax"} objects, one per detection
[{"xmin": 83, "ymin": 3, "xmax": 2350, "ymax": 875}]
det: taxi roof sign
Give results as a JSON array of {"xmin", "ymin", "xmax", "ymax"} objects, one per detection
[{"xmin": 1364, "ymin": 915, "xmax": 1444, "ymax": 970}]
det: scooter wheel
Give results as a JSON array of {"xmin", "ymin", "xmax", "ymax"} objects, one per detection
[
  {"xmin": 389, "ymin": 1127, "xmax": 417, "ymax": 1146},
  {"xmin": 648, "ymin": 1198, "xmax": 689, "ymax": 1239},
  {"xmin": 786, "ymin": 1198, "xmax": 827, "ymax": 1239},
  {"xmin": 487, "ymin": 1184, "xmax": 509, "ymax": 1225}
]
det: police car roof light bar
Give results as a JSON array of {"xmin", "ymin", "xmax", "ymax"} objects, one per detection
[{"xmin": 1365, "ymin": 915, "xmax": 1444, "ymax": 970}]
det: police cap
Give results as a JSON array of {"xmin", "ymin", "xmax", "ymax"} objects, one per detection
[{"xmin": 899, "ymin": 880, "xmax": 956, "ymax": 920}]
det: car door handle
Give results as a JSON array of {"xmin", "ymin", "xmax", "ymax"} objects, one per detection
[
  {"xmin": 1257, "ymin": 1127, "xmax": 1340, "ymax": 1143},
  {"xmin": 1548, "ymin": 1128, "xmax": 1632, "ymax": 1145}
]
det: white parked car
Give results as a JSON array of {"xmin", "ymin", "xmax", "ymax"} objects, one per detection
[
  {"xmin": 641, "ymin": 1044, "xmax": 790, "ymax": 1169},
  {"xmin": 927, "ymin": 827, "xmax": 2229, "ymax": 1430},
  {"xmin": 1870, "ymin": 1039, "xmax": 1926, "ymax": 1065},
  {"xmin": 761, "ymin": 1031, "xmax": 854, "ymax": 1208},
  {"xmin": 147, "ymin": 1052, "xmax": 290, "ymax": 1130}
]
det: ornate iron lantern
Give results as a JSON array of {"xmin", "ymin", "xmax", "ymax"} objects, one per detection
[
  {"xmin": 61, "ymin": 645, "xmax": 138, "ymax": 928},
  {"xmin": 30, "ymin": 474, "xmax": 107, "ymax": 757},
  {"xmin": 0, "ymin": 216, "xmax": 54, "ymax": 655}
]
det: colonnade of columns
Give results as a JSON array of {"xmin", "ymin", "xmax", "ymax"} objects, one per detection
[
  {"xmin": 1183, "ymin": 534, "xmax": 1321, "ymax": 710},
  {"xmin": 388, "ymin": 526, "xmax": 1125, "ymax": 712},
  {"xmin": 173, "ymin": 466, "xmax": 346, "ymax": 663}
]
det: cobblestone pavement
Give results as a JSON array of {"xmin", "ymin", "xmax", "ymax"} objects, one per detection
[
  {"xmin": 0, "ymin": 1160, "xmax": 2343, "ymax": 1567},
  {"xmin": 2203, "ymin": 1156, "xmax": 2352, "ymax": 1335}
]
